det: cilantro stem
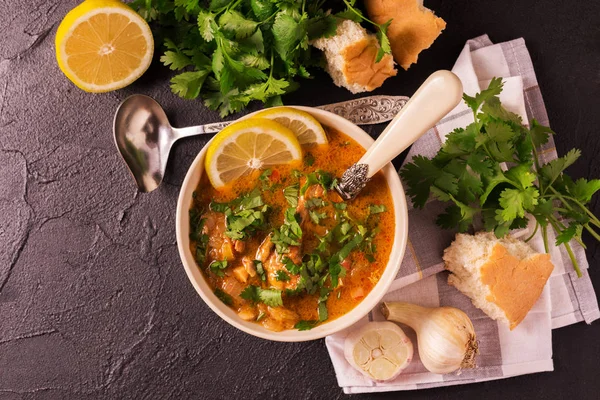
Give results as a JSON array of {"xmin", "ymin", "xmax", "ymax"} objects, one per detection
[
  {"xmin": 549, "ymin": 214, "xmax": 586, "ymax": 249},
  {"xmin": 541, "ymin": 224, "xmax": 549, "ymax": 253},
  {"xmin": 584, "ymin": 224, "xmax": 600, "ymax": 242},
  {"xmin": 564, "ymin": 241, "xmax": 582, "ymax": 278},
  {"xmin": 524, "ymin": 221, "xmax": 539, "ymax": 243},
  {"xmin": 341, "ymin": 0, "xmax": 389, "ymax": 42},
  {"xmin": 529, "ymin": 132, "xmax": 544, "ymax": 195},
  {"xmin": 546, "ymin": 187, "xmax": 600, "ymax": 227},
  {"xmin": 548, "ymin": 218, "xmax": 582, "ymax": 277}
]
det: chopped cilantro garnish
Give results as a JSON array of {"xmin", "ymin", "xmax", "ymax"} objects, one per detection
[
  {"xmin": 214, "ymin": 288, "xmax": 233, "ymax": 305},
  {"xmin": 333, "ymin": 202, "xmax": 347, "ymax": 210},
  {"xmin": 271, "ymin": 208, "xmax": 302, "ymax": 253},
  {"xmin": 369, "ymin": 204, "xmax": 387, "ymax": 214},
  {"xmin": 275, "ymin": 270, "xmax": 290, "ymax": 282},
  {"xmin": 294, "ymin": 320, "xmax": 318, "ymax": 331},
  {"xmin": 209, "ymin": 260, "xmax": 228, "ymax": 277},
  {"xmin": 300, "ymin": 170, "xmax": 335, "ymax": 195},
  {"xmin": 283, "ymin": 258, "xmax": 301, "ymax": 275},
  {"xmin": 258, "ymin": 288, "xmax": 283, "ymax": 307},
  {"xmin": 210, "ymin": 189, "xmax": 269, "ymax": 240},
  {"xmin": 306, "ymin": 198, "xmax": 326, "ymax": 208},
  {"xmin": 283, "ymin": 184, "xmax": 299, "ymax": 208},
  {"xmin": 305, "ymin": 153, "xmax": 315, "ymax": 166},
  {"xmin": 240, "ymin": 285, "xmax": 283, "ymax": 307},
  {"xmin": 309, "ymin": 210, "xmax": 327, "ymax": 224},
  {"xmin": 259, "ymin": 169, "xmax": 272, "ymax": 184},
  {"xmin": 318, "ymin": 287, "xmax": 330, "ymax": 322},
  {"xmin": 189, "ymin": 208, "xmax": 209, "ymax": 265},
  {"xmin": 254, "ymin": 260, "xmax": 266, "ymax": 281}
]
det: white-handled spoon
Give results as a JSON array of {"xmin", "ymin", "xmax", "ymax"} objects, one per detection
[{"xmin": 335, "ymin": 70, "xmax": 463, "ymax": 200}]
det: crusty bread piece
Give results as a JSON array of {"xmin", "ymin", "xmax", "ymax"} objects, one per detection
[
  {"xmin": 365, "ymin": 0, "xmax": 446, "ymax": 70},
  {"xmin": 311, "ymin": 19, "xmax": 397, "ymax": 94},
  {"xmin": 443, "ymin": 232, "xmax": 554, "ymax": 330}
]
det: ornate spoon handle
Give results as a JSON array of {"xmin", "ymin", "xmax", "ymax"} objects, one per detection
[{"xmin": 335, "ymin": 71, "xmax": 464, "ymax": 200}]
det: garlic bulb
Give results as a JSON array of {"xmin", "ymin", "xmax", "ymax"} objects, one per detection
[
  {"xmin": 381, "ymin": 302, "xmax": 478, "ymax": 374},
  {"xmin": 344, "ymin": 322, "xmax": 413, "ymax": 381}
]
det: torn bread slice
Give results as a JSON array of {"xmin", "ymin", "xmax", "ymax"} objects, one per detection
[
  {"xmin": 443, "ymin": 232, "xmax": 554, "ymax": 330},
  {"xmin": 311, "ymin": 19, "xmax": 397, "ymax": 94},
  {"xmin": 365, "ymin": 0, "xmax": 446, "ymax": 70}
]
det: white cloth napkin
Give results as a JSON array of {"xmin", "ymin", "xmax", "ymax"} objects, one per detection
[{"xmin": 325, "ymin": 35, "xmax": 600, "ymax": 394}]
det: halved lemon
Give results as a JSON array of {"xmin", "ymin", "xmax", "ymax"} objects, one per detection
[
  {"xmin": 253, "ymin": 107, "xmax": 328, "ymax": 145},
  {"xmin": 205, "ymin": 118, "xmax": 303, "ymax": 189},
  {"xmin": 55, "ymin": 0, "xmax": 153, "ymax": 92}
]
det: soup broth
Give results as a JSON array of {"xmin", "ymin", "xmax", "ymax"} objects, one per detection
[{"xmin": 189, "ymin": 127, "xmax": 394, "ymax": 331}]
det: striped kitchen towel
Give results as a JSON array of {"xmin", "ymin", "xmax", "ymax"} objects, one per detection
[{"xmin": 325, "ymin": 35, "xmax": 600, "ymax": 393}]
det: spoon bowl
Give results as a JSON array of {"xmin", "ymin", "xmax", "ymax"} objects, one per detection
[{"xmin": 113, "ymin": 95, "xmax": 176, "ymax": 192}]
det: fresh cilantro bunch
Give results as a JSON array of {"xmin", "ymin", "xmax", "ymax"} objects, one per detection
[
  {"xmin": 400, "ymin": 78, "xmax": 600, "ymax": 276},
  {"xmin": 131, "ymin": 0, "xmax": 392, "ymax": 116}
]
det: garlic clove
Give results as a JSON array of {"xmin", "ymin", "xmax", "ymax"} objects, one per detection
[
  {"xmin": 344, "ymin": 322, "xmax": 414, "ymax": 381},
  {"xmin": 361, "ymin": 330, "xmax": 381, "ymax": 349},
  {"xmin": 352, "ymin": 341, "xmax": 372, "ymax": 366},
  {"xmin": 368, "ymin": 357, "xmax": 398, "ymax": 381}
]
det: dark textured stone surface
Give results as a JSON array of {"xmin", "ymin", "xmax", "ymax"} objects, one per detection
[{"xmin": 1, "ymin": 1, "xmax": 599, "ymax": 399}]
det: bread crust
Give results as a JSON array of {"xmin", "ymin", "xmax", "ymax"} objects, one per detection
[
  {"xmin": 342, "ymin": 38, "xmax": 397, "ymax": 91},
  {"xmin": 444, "ymin": 232, "xmax": 555, "ymax": 330},
  {"xmin": 365, "ymin": 0, "xmax": 446, "ymax": 70},
  {"xmin": 480, "ymin": 243, "xmax": 554, "ymax": 329}
]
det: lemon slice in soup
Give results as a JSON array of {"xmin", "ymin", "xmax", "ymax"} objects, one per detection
[
  {"xmin": 253, "ymin": 107, "xmax": 328, "ymax": 145},
  {"xmin": 205, "ymin": 118, "xmax": 302, "ymax": 189}
]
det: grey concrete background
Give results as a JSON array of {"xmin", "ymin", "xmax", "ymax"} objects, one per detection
[{"xmin": 1, "ymin": 0, "xmax": 599, "ymax": 399}]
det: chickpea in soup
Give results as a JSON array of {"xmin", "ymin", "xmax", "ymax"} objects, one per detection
[{"xmin": 189, "ymin": 127, "xmax": 394, "ymax": 331}]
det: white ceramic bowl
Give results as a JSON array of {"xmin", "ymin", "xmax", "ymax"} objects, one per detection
[{"xmin": 176, "ymin": 106, "xmax": 408, "ymax": 341}]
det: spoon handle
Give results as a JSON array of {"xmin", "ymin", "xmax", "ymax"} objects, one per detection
[
  {"xmin": 360, "ymin": 70, "xmax": 463, "ymax": 177},
  {"xmin": 335, "ymin": 70, "xmax": 463, "ymax": 200},
  {"xmin": 173, "ymin": 121, "xmax": 232, "ymax": 139}
]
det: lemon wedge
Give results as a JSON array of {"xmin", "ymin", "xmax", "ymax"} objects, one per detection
[
  {"xmin": 205, "ymin": 118, "xmax": 303, "ymax": 189},
  {"xmin": 344, "ymin": 322, "xmax": 413, "ymax": 381},
  {"xmin": 55, "ymin": 0, "xmax": 153, "ymax": 92},
  {"xmin": 253, "ymin": 107, "xmax": 328, "ymax": 145}
]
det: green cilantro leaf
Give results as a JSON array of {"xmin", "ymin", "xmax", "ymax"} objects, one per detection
[
  {"xmin": 197, "ymin": 10, "xmax": 216, "ymax": 42},
  {"xmin": 498, "ymin": 187, "xmax": 539, "ymax": 221},
  {"xmin": 375, "ymin": 19, "xmax": 392, "ymax": 63},
  {"xmin": 463, "ymin": 77, "xmax": 503, "ymax": 114},
  {"xmin": 556, "ymin": 224, "xmax": 583, "ymax": 246},
  {"xmin": 254, "ymin": 260, "xmax": 266, "ymax": 281},
  {"xmin": 309, "ymin": 210, "xmax": 327, "ymax": 224},
  {"xmin": 568, "ymin": 178, "xmax": 600, "ymax": 204},
  {"xmin": 209, "ymin": 260, "xmax": 228, "ymax": 277},
  {"xmin": 240, "ymin": 285, "xmax": 259, "ymax": 302},
  {"xmin": 539, "ymin": 149, "xmax": 581, "ymax": 187},
  {"xmin": 530, "ymin": 119, "xmax": 554, "ymax": 147},
  {"xmin": 258, "ymin": 288, "xmax": 283, "ymax": 307},
  {"xmin": 295, "ymin": 320, "xmax": 318, "ymax": 331},
  {"xmin": 250, "ymin": 0, "xmax": 274, "ymax": 20},
  {"xmin": 369, "ymin": 204, "xmax": 387, "ymax": 214},
  {"xmin": 275, "ymin": 270, "xmax": 290, "ymax": 282},
  {"xmin": 214, "ymin": 288, "xmax": 233, "ymax": 305},
  {"xmin": 170, "ymin": 70, "xmax": 211, "ymax": 99},
  {"xmin": 161, "ymin": 50, "xmax": 192, "ymax": 71},
  {"xmin": 219, "ymin": 10, "xmax": 259, "ymax": 39}
]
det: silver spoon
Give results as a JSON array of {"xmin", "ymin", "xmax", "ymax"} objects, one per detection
[
  {"xmin": 113, "ymin": 95, "xmax": 231, "ymax": 192},
  {"xmin": 113, "ymin": 94, "xmax": 411, "ymax": 193}
]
